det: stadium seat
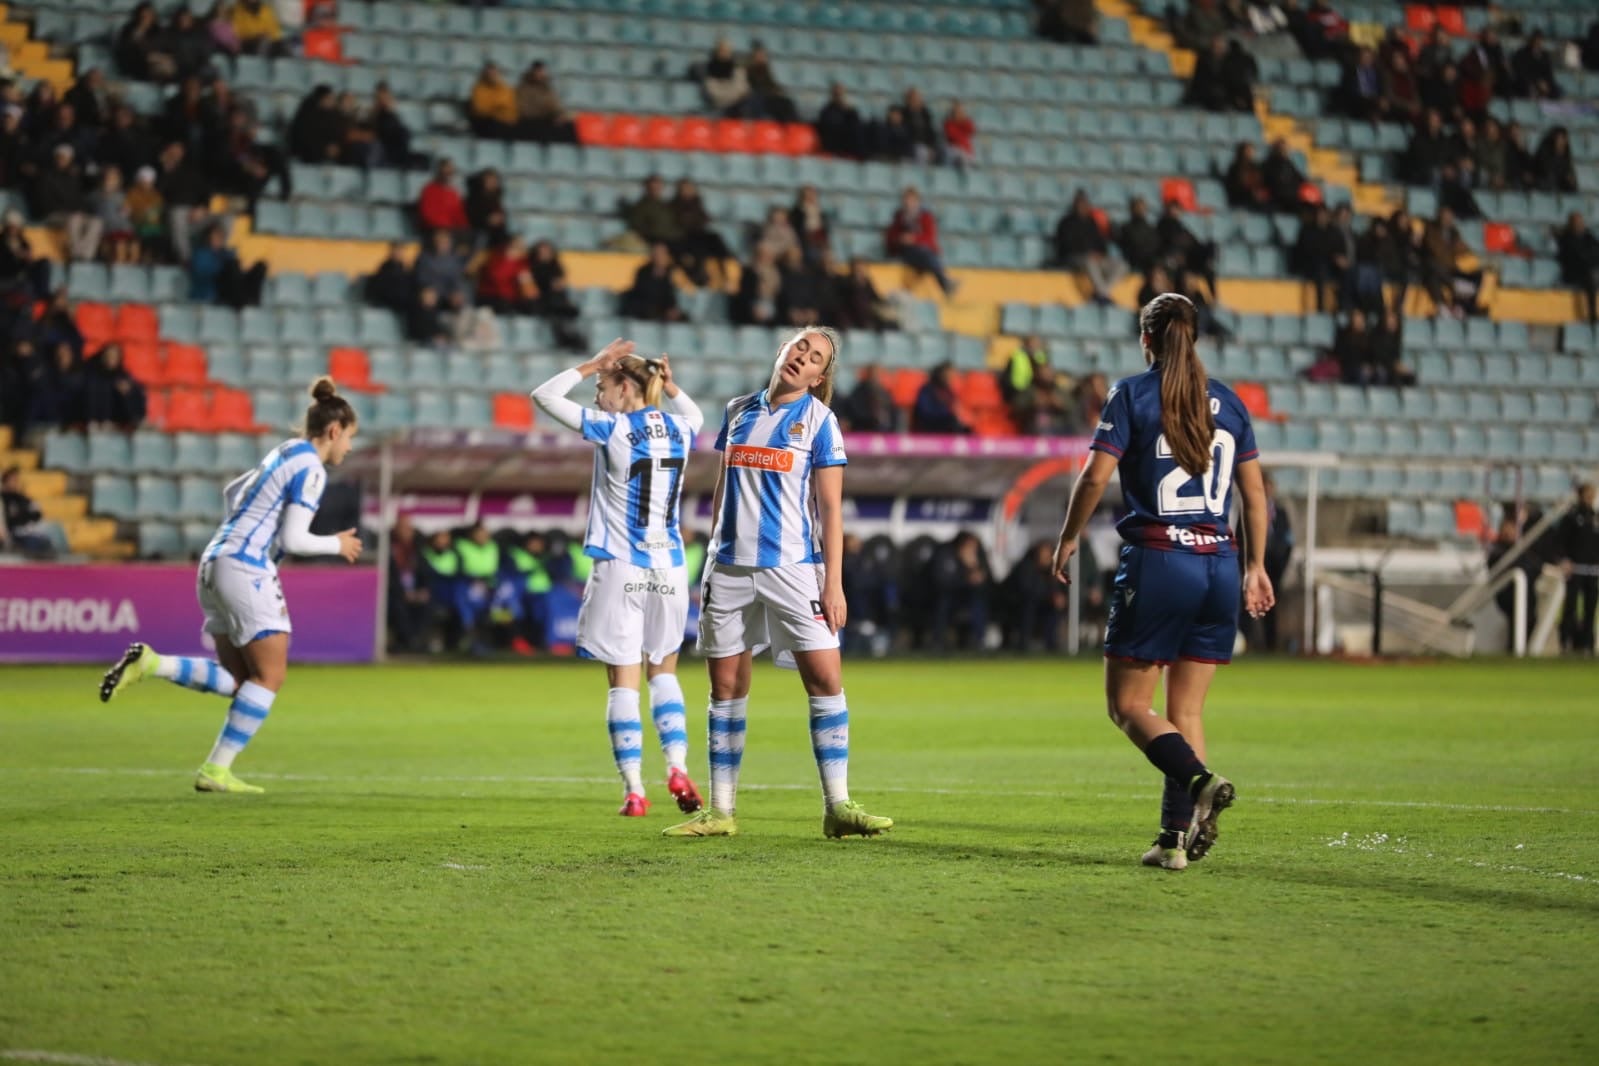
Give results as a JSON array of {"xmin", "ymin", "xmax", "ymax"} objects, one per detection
[
  {"xmin": 163, "ymin": 343, "xmax": 209, "ymax": 387},
  {"xmin": 492, "ymin": 393, "xmax": 534, "ymax": 431},
  {"xmin": 132, "ymin": 475, "xmax": 180, "ymax": 519},
  {"xmin": 139, "ymin": 521, "xmax": 182, "ymax": 559},
  {"xmin": 329, "ymin": 347, "xmax": 380, "ymax": 392},
  {"xmin": 177, "ymin": 476, "xmax": 221, "ymax": 519},
  {"xmin": 76, "ymin": 302, "xmax": 115, "ymax": 346},
  {"xmin": 164, "ymin": 389, "xmax": 212, "ymax": 433},
  {"xmin": 115, "ymin": 304, "xmax": 160, "ymax": 344},
  {"xmin": 212, "ymin": 389, "xmax": 258, "ymax": 433}
]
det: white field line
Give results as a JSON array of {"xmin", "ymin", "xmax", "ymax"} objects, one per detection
[
  {"xmin": 2, "ymin": 766, "xmax": 1593, "ymax": 816},
  {"xmin": 1326, "ymin": 833, "xmax": 1594, "ymax": 884},
  {"xmin": 2, "ymin": 1051, "xmax": 202, "ymax": 1066}
]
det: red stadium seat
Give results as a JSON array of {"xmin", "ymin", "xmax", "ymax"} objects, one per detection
[
  {"xmin": 887, "ymin": 368, "xmax": 927, "ymax": 410},
  {"xmin": 958, "ymin": 370, "xmax": 1004, "ymax": 413},
  {"xmin": 1161, "ymin": 178, "xmax": 1198, "ymax": 213},
  {"xmin": 1435, "ymin": 6, "xmax": 1466, "ymax": 35},
  {"xmin": 162, "ymin": 343, "xmax": 209, "ymax": 387},
  {"xmin": 328, "ymin": 347, "xmax": 378, "ymax": 392},
  {"xmin": 608, "ymin": 114, "xmax": 645, "ymax": 148},
  {"xmin": 302, "ymin": 26, "xmax": 344, "ymax": 63},
  {"xmin": 115, "ymin": 303, "xmax": 160, "ymax": 343},
  {"xmin": 1404, "ymin": 5, "xmax": 1437, "ymax": 33},
  {"xmin": 642, "ymin": 116, "xmax": 681, "ymax": 151},
  {"xmin": 165, "ymin": 388, "xmax": 211, "ymax": 432},
  {"xmin": 75, "ymin": 302, "xmax": 115, "ymax": 345},
  {"xmin": 574, "ymin": 112, "xmax": 608, "ymax": 146},
  {"xmin": 783, "ymin": 123, "xmax": 818, "ymax": 156},
  {"xmin": 1483, "ymin": 222, "xmax": 1517, "ymax": 254},
  {"xmin": 973, "ymin": 410, "xmax": 1018, "ymax": 437},
  {"xmin": 750, "ymin": 121, "xmax": 786, "ymax": 154},
  {"xmin": 492, "ymin": 392, "xmax": 534, "ymax": 431},
  {"xmin": 211, "ymin": 388, "xmax": 257, "ymax": 433},
  {"xmin": 680, "ymin": 117, "xmax": 715, "ymax": 151},
  {"xmin": 119, "ymin": 341, "xmax": 164, "ymax": 386},
  {"xmin": 1090, "ymin": 208, "xmax": 1111, "ymax": 237},
  {"xmin": 1454, "ymin": 499, "xmax": 1487, "ymax": 540},
  {"xmin": 713, "ymin": 120, "xmax": 752, "ymax": 153},
  {"xmin": 145, "ymin": 388, "xmax": 169, "ymax": 430},
  {"xmin": 1233, "ymin": 381, "xmax": 1276, "ymax": 422},
  {"xmin": 1298, "ymin": 182, "xmax": 1323, "ymax": 206}
]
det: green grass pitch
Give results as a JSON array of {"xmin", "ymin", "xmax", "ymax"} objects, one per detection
[{"xmin": 2, "ymin": 657, "xmax": 1596, "ymax": 1066}]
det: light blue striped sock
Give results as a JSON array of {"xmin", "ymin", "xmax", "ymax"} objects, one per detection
[
  {"xmin": 205, "ymin": 681, "xmax": 275, "ymax": 770},
  {"xmin": 648, "ymin": 673, "xmax": 689, "ymax": 773},
  {"xmin": 607, "ymin": 687, "xmax": 645, "ymax": 796},
  {"xmin": 809, "ymin": 692, "xmax": 850, "ymax": 808},
  {"xmin": 153, "ymin": 655, "xmax": 238, "ymax": 697},
  {"xmin": 708, "ymin": 697, "xmax": 748, "ymax": 815}
]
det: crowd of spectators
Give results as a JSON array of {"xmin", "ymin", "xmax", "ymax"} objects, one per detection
[
  {"xmin": 465, "ymin": 61, "xmax": 578, "ymax": 145},
  {"xmin": 1290, "ymin": 200, "xmax": 1482, "ymax": 319},
  {"xmin": 0, "ymin": 288, "xmax": 148, "ymax": 442}
]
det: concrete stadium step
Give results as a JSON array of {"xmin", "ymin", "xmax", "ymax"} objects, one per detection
[
  {"xmin": 19, "ymin": 469, "xmax": 67, "ymax": 498},
  {"xmin": 0, "ymin": 446, "xmax": 38, "ymax": 471}
]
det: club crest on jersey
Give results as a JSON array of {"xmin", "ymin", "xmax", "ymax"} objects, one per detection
[{"xmin": 788, "ymin": 424, "xmax": 807, "ymax": 440}]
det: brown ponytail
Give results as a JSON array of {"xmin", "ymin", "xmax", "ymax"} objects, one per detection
[
  {"xmin": 1139, "ymin": 293, "xmax": 1213, "ymax": 478},
  {"xmin": 613, "ymin": 355, "xmax": 666, "ymax": 408},
  {"xmin": 304, "ymin": 375, "xmax": 357, "ymax": 438}
]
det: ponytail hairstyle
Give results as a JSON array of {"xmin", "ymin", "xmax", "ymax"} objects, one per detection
[
  {"xmin": 303, "ymin": 376, "xmax": 358, "ymax": 439},
  {"xmin": 612, "ymin": 354, "xmax": 666, "ymax": 409},
  {"xmin": 767, "ymin": 325, "xmax": 842, "ymax": 406},
  {"xmin": 1139, "ymin": 293, "xmax": 1213, "ymax": 478}
]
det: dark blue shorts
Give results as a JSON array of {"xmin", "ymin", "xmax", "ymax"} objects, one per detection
[{"xmin": 1104, "ymin": 544, "xmax": 1240, "ymax": 666}]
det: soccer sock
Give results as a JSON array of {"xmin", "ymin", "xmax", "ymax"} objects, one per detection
[
  {"xmin": 606, "ymin": 687, "xmax": 645, "ymax": 797},
  {"xmin": 204, "ymin": 681, "xmax": 275, "ymax": 770},
  {"xmin": 153, "ymin": 654, "xmax": 239, "ymax": 697},
  {"xmin": 648, "ymin": 673, "xmax": 689, "ymax": 774},
  {"xmin": 1161, "ymin": 775, "xmax": 1196, "ymax": 833},
  {"xmin": 808, "ymin": 692, "xmax": 850, "ymax": 809},
  {"xmin": 707, "ymin": 697, "xmax": 748, "ymax": 815},
  {"xmin": 1143, "ymin": 731, "xmax": 1207, "ymax": 789}
]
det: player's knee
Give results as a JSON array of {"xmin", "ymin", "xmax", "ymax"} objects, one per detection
[{"xmin": 249, "ymin": 665, "xmax": 286, "ymax": 691}]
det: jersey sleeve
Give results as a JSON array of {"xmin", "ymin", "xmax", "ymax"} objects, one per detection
[
  {"xmin": 811, "ymin": 409, "xmax": 848, "ymax": 468},
  {"xmin": 1231, "ymin": 395, "xmax": 1260, "ymax": 465},
  {"xmin": 1089, "ymin": 382, "xmax": 1133, "ymax": 458},
  {"xmin": 713, "ymin": 401, "xmax": 733, "ymax": 452},
  {"xmin": 580, "ymin": 409, "xmax": 616, "ymax": 444},
  {"xmin": 286, "ymin": 461, "xmax": 326, "ymax": 511}
]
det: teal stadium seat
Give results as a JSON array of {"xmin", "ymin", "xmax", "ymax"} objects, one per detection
[{"xmin": 132, "ymin": 475, "xmax": 180, "ymax": 520}]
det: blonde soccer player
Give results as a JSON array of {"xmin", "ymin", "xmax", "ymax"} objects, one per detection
[
  {"xmin": 663, "ymin": 325, "xmax": 892, "ymax": 839},
  {"xmin": 532, "ymin": 339, "xmax": 707, "ymax": 817},
  {"xmin": 99, "ymin": 377, "xmax": 363, "ymax": 793}
]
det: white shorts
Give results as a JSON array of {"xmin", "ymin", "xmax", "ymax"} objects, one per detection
[
  {"xmin": 697, "ymin": 561, "xmax": 839, "ymax": 661},
  {"xmin": 575, "ymin": 560, "xmax": 689, "ymax": 666},
  {"xmin": 197, "ymin": 557, "xmax": 291, "ymax": 647}
]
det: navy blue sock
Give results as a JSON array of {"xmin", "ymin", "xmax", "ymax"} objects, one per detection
[
  {"xmin": 1161, "ymin": 775, "xmax": 1196, "ymax": 832},
  {"xmin": 1143, "ymin": 732, "xmax": 1207, "ymax": 788}
]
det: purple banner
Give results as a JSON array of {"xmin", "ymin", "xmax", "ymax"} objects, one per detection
[{"xmin": 0, "ymin": 564, "xmax": 378, "ymax": 663}]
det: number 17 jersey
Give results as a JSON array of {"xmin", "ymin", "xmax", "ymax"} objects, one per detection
[
  {"xmin": 1089, "ymin": 365, "xmax": 1258, "ymax": 555},
  {"xmin": 581, "ymin": 407, "xmax": 695, "ymax": 568}
]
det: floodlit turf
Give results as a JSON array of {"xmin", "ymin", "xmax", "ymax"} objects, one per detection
[{"xmin": 2, "ymin": 657, "xmax": 1597, "ymax": 1066}]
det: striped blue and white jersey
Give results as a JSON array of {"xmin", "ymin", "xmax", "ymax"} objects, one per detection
[
  {"xmin": 711, "ymin": 390, "xmax": 848, "ymax": 568},
  {"xmin": 202, "ymin": 440, "xmax": 327, "ymax": 570},
  {"xmin": 580, "ymin": 406, "xmax": 695, "ymax": 568}
]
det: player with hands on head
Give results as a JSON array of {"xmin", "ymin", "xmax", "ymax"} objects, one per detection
[
  {"xmin": 532, "ymin": 338, "xmax": 707, "ymax": 817},
  {"xmin": 663, "ymin": 325, "xmax": 892, "ymax": 840},
  {"xmin": 100, "ymin": 377, "xmax": 363, "ymax": 794},
  {"xmin": 1053, "ymin": 293, "xmax": 1274, "ymax": 869}
]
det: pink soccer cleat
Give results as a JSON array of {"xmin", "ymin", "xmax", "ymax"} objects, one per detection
[
  {"xmin": 667, "ymin": 768, "xmax": 703, "ymax": 814},
  {"xmin": 619, "ymin": 793, "xmax": 651, "ymax": 817}
]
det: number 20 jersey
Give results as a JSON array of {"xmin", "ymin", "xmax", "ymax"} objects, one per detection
[
  {"xmin": 1089, "ymin": 365, "xmax": 1259, "ymax": 556},
  {"xmin": 580, "ymin": 406, "xmax": 695, "ymax": 569}
]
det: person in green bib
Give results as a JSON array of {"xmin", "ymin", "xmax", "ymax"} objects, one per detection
[
  {"xmin": 454, "ymin": 522, "xmax": 501, "ymax": 655},
  {"xmin": 506, "ymin": 532, "xmax": 554, "ymax": 655}
]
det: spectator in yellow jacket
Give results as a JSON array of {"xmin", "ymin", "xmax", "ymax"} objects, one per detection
[
  {"xmin": 232, "ymin": 0, "xmax": 286, "ymax": 57},
  {"xmin": 469, "ymin": 63, "xmax": 518, "ymax": 141}
]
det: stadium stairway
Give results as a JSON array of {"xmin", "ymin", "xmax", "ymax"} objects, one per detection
[
  {"xmin": 0, "ymin": 425, "xmax": 126, "ymax": 558},
  {"xmin": 0, "ymin": 2, "xmax": 73, "ymax": 89}
]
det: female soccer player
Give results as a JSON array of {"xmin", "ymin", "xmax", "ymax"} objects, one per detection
[
  {"xmin": 663, "ymin": 326, "xmax": 892, "ymax": 839},
  {"xmin": 532, "ymin": 339, "xmax": 707, "ymax": 817},
  {"xmin": 100, "ymin": 377, "xmax": 363, "ymax": 793},
  {"xmin": 1052, "ymin": 293, "xmax": 1274, "ymax": 870}
]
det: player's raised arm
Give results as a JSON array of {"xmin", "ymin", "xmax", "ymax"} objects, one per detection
[
  {"xmin": 655, "ymin": 354, "xmax": 705, "ymax": 435},
  {"xmin": 530, "ymin": 338, "xmax": 636, "ymax": 433}
]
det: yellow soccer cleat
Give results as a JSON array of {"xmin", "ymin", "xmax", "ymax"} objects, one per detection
[
  {"xmin": 661, "ymin": 809, "xmax": 738, "ymax": 837},
  {"xmin": 823, "ymin": 801, "xmax": 893, "ymax": 838},
  {"xmin": 100, "ymin": 642, "xmax": 159, "ymax": 703},
  {"xmin": 195, "ymin": 762, "xmax": 265, "ymax": 794}
]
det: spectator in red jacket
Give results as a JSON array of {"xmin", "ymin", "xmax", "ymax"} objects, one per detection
[
  {"xmin": 943, "ymin": 100, "xmax": 976, "ymax": 168},
  {"xmin": 476, "ymin": 235, "xmax": 539, "ymax": 315},
  {"xmin": 417, "ymin": 158, "xmax": 469, "ymax": 241},
  {"xmin": 884, "ymin": 186, "xmax": 956, "ymax": 295}
]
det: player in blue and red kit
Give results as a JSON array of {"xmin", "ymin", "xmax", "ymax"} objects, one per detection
[{"xmin": 1052, "ymin": 293, "xmax": 1275, "ymax": 870}]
